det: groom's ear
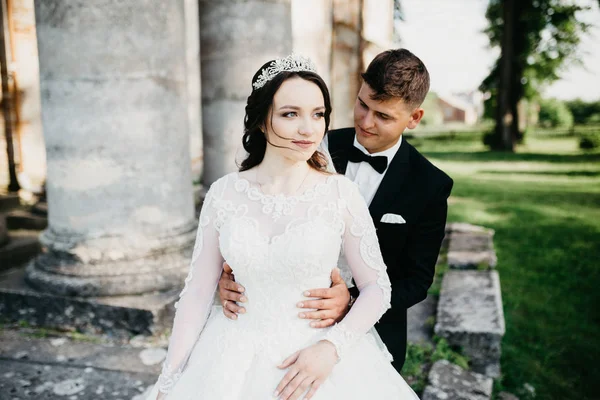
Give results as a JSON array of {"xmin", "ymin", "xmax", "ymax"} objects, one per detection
[{"xmin": 406, "ymin": 108, "xmax": 425, "ymax": 129}]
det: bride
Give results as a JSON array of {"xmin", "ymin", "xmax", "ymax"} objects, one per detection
[{"xmin": 147, "ymin": 54, "xmax": 419, "ymax": 400}]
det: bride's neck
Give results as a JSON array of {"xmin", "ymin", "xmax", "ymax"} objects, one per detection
[{"xmin": 255, "ymin": 149, "xmax": 311, "ymax": 189}]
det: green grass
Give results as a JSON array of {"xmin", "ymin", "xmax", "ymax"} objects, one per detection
[
  {"xmin": 403, "ymin": 337, "xmax": 470, "ymax": 395},
  {"xmin": 411, "ymin": 131, "xmax": 600, "ymax": 400}
]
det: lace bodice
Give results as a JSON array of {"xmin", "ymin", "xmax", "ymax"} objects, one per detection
[{"xmin": 156, "ymin": 172, "xmax": 392, "ymax": 395}]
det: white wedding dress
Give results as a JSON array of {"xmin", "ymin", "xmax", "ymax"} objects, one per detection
[{"xmin": 146, "ymin": 172, "xmax": 418, "ymax": 399}]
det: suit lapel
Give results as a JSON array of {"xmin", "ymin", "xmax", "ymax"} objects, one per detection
[
  {"xmin": 328, "ymin": 128, "xmax": 412, "ymax": 222},
  {"xmin": 368, "ymin": 138, "xmax": 411, "ymax": 221}
]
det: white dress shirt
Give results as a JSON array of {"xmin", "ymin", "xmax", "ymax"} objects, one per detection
[{"xmin": 320, "ymin": 134, "xmax": 402, "ymax": 206}]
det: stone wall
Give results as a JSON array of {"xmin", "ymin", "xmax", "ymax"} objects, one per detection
[{"xmin": 424, "ymin": 222, "xmax": 505, "ymax": 399}]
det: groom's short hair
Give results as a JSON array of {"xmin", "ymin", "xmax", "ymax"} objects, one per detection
[{"xmin": 361, "ymin": 49, "xmax": 430, "ymax": 109}]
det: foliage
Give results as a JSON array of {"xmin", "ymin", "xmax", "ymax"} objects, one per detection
[
  {"xmin": 480, "ymin": 0, "xmax": 591, "ymax": 150},
  {"xmin": 413, "ymin": 132, "xmax": 600, "ymax": 399},
  {"xmin": 538, "ymin": 98, "xmax": 573, "ymax": 128},
  {"xmin": 565, "ymin": 98, "xmax": 600, "ymax": 124},
  {"xmin": 403, "ymin": 342, "xmax": 432, "ymax": 393},
  {"xmin": 481, "ymin": 1, "xmax": 590, "ymax": 101},
  {"xmin": 403, "ymin": 337, "xmax": 469, "ymax": 394},
  {"xmin": 431, "ymin": 337, "xmax": 469, "ymax": 369},
  {"xmin": 579, "ymin": 130, "xmax": 600, "ymax": 150}
]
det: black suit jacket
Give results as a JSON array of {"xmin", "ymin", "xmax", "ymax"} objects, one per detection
[{"xmin": 328, "ymin": 128, "xmax": 453, "ymax": 370}]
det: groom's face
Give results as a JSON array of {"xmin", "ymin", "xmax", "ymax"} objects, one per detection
[{"xmin": 353, "ymin": 83, "xmax": 424, "ymax": 154}]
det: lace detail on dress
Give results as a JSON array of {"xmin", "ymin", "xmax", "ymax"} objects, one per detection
[
  {"xmin": 323, "ymin": 322, "xmax": 362, "ymax": 361},
  {"xmin": 319, "ymin": 178, "xmax": 392, "ymax": 361},
  {"xmin": 157, "ymin": 363, "xmax": 183, "ymax": 394},
  {"xmin": 233, "ymin": 173, "xmax": 334, "ymax": 221},
  {"xmin": 146, "ymin": 173, "xmax": 406, "ymax": 399},
  {"xmin": 174, "ymin": 196, "xmax": 213, "ymax": 310},
  {"xmin": 338, "ymin": 179, "xmax": 392, "ymax": 313}
]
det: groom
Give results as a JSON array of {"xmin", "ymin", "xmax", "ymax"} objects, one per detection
[{"xmin": 218, "ymin": 48, "xmax": 453, "ymax": 371}]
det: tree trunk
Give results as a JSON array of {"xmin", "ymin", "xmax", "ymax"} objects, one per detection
[
  {"xmin": 0, "ymin": 0, "xmax": 20, "ymax": 191},
  {"xmin": 493, "ymin": 0, "xmax": 516, "ymax": 152}
]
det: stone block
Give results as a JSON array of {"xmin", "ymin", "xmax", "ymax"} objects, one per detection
[
  {"xmin": 448, "ymin": 229, "xmax": 497, "ymax": 270},
  {"xmin": 31, "ymin": 201, "xmax": 48, "ymax": 216},
  {"xmin": 0, "ymin": 329, "xmax": 163, "ymax": 374},
  {"xmin": 0, "ymin": 230, "xmax": 41, "ymax": 270},
  {"xmin": 434, "ymin": 270, "xmax": 505, "ymax": 377},
  {"xmin": 422, "ymin": 360, "xmax": 493, "ymax": 400},
  {"xmin": 450, "ymin": 232, "xmax": 494, "ymax": 252},
  {"xmin": 407, "ymin": 295, "xmax": 436, "ymax": 345},
  {"xmin": 6, "ymin": 210, "xmax": 48, "ymax": 230},
  {"xmin": 446, "ymin": 222, "xmax": 495, "ymax": 235},
  {"xmin": 0, "ymin": 359, "xmax": 154, "ymax": 399},
  {"xmin": 447, "ymin": 250, "xmax": 498, "ymax": 270},
  {"xmin": 0, "ymin": 264, "xmax": 179, "ymax": 339}
]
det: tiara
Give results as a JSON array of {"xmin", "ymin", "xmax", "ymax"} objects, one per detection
[{"xmin": 252, "ymin": 54, "xmax": 317, "ymax": 90}]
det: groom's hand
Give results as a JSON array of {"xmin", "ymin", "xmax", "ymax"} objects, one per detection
[
  {"xmin": 297, "ymin": 268, "xmax": 350, "ymax": 328},
  {"xmin": 218, "ymin": 262, "xmax": 247, "ymax": 320}
]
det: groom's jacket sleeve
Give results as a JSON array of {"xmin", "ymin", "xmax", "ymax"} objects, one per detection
[{"xmin": 390, "ymin": 172, "xmax": 453, "ymax": 311}]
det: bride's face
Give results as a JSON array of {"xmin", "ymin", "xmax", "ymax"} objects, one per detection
[{"xmin": 264, "ymin": 77, "xmax": 326, "ymax": 163}]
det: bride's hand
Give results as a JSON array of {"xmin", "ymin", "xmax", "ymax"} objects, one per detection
[{"xmin": 275, "ymin": 340, "xmax": 338, "ymax": 400}]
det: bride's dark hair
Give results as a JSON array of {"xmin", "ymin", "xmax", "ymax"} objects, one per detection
[{"xmin": 239, "ymin": 61, "xmax": 332, "ymax": 172}]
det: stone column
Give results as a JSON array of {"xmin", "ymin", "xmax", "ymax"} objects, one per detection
[
  {"xmin": 185, "ymin": 0, "xmax": 203, "ymax": 180},
  {"xmin": 199, "ymin": 0, "xmax": 293, "ymax": 185},
  {"xmin": 361, "ymin": 0, "xmax": 394, "ymax": 68},
  {"xmin": 329, "ymin": 0, "xmax": 394, "ymax": 129},
  {"xmin": 291, "ymin": 0, "xmax": 333, "ymax": 87},
  {"xmin": 330, "ymin": 0, "xmax": 362, "ymax": 129},
  {"xmin": 26, "ymin": 0, "xmax": 197, "ymax": 297}
]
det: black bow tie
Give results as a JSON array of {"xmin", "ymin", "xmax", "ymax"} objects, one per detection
[{"xmin": 347, "ymin": 146, "xmax": 388, "ymax": 174}]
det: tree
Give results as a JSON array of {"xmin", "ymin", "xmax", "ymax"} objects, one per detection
[
  {"xmin": 565, "ymin": 98, "xmax": 600, "ymax": 124},
  {"xmin": 538, "ymin": 98, "xmax": 573, "ymax": 128},
  {"xmin": 480, "ymin": 0, "xmax": 591, "ymax": 151}
]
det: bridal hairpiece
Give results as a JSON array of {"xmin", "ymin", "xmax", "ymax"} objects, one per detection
[{"xmin": 252, "ymin": 54, "xmax": 317, "ymax": 90}]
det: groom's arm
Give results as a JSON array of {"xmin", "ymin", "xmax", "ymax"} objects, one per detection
[
  {"xmin": 390, "ymin": 178, "xmax": 453, "ymax": 310},
  {"xmin": 299, "ymin": 178, "xmax": 453, "ymax": 323}
]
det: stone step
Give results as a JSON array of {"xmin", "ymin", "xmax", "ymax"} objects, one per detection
[
  {"xmin": 446, "ymin": 222, "xmax": 494, "ymax": 235},
  {"xmin": 0, "ymin": 193, "xmax": 21, "ymax": 212},
  {"xmin": 0, "ymin": 358, "xmax": 154, "ymax": 399},
  {"xmin": 31, "ymin": 201, "xmax": 48, "ymax": 217},
  {"xmin": 0, "ymin": 264, "xmax": 180, "ymax": 340},
  {"xmin": 434, "ymin": 270, "xmax": 505, "ymax": 377},
  {"xmin": 447, "ymin": 223, "xmax": 497, "ymax": 270},
  {"xmin": 0, "ymin": 329, "xmax": 162, "ymax": 376},
  {"xmin": 0, "ymin": 230, "xmax": 42, "ymax": 271},
  {"xmin": 407, "ymin": 295, "xmax": 436, "ymax": 345},
  {"xmin": 6, "ymin": 209, "xmax": 48, "ymax": 230},
  {"xmin": 422, "ymin": 360, "xmax": 493, "ymax": 400}
]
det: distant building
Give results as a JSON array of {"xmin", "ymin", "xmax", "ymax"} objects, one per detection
[{"xmin": 437, "ymin": 92, "xmax": 482, "ymax": 126}]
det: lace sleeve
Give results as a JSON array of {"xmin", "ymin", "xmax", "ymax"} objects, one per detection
[
  {"xmin": 155, "ymin": 181, "xmax": 225, "ymax": 395},
  {"xmin": 323, "ymin": 178, "xmax": 392, "ymax": 360}
]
